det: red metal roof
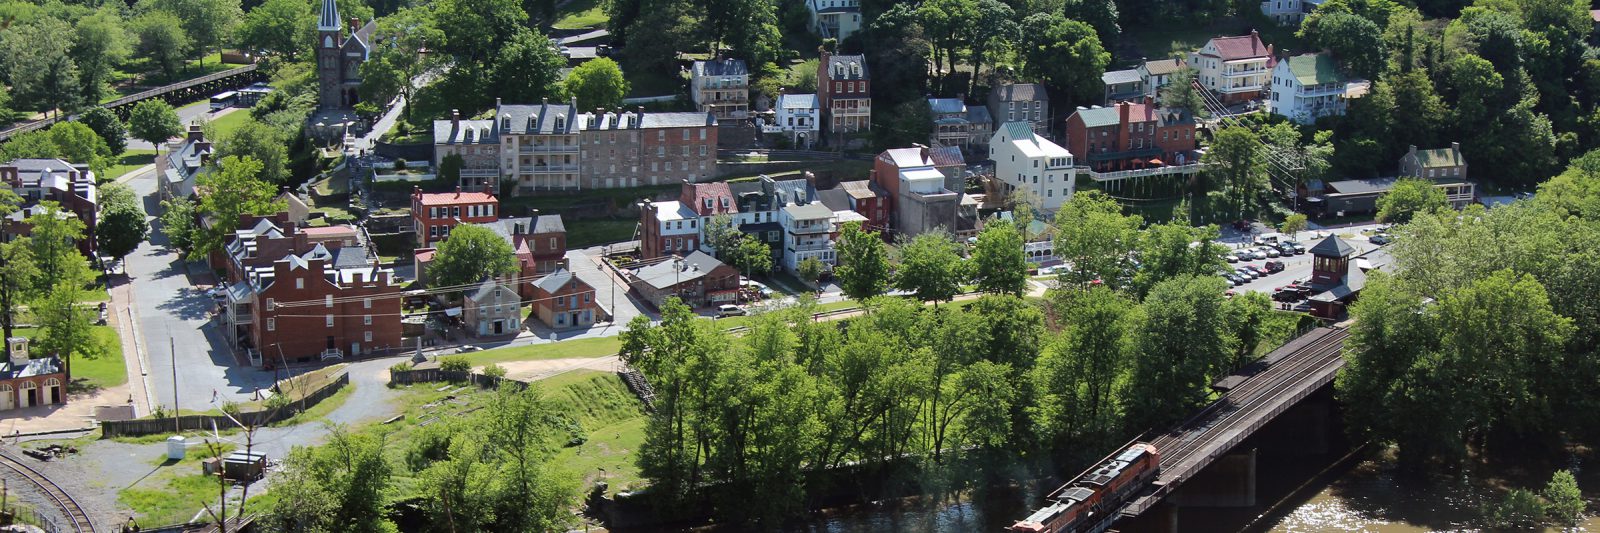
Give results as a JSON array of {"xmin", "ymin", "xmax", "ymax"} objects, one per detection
[
  {"xmin": 1208, "ymin": 32, "xmax": 1271, "ymax": 61},
  {"xmin": 414, "ymin": 191, "xmax": 496, "ymax": 206}
]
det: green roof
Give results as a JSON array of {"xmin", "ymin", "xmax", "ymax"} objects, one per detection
[
  {"xmin": 1076, "ymin": 107, "xmax": 1122, "ymax": 128},
  {"xmin": 1414, "ymin": 147, "xmax": 1463, "ymax": 168},
  {"xmin": 1285, "ymin": 53, "xmax": 1346, "ymax": 86}
]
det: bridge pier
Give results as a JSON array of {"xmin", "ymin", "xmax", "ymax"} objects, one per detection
[{"xmin": 1168, "ymin": 447, "xmax": 1257, "ymax": 508}]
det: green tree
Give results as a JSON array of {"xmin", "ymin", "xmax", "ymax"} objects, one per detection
[
  {"xmin": 833, "ymin": 221, "xmax": 890, "ymax": 300},
  {"xmin": 972, "ymin": 219, "xmax": 1027, "ymax": 296},
  {"xmin": 963, "ymin": 0, "xmax": 1018, "ymax": 98},
  {"xmin": 265, "ymin": 426, "xmax": 396, "ymax": 533},
  {"xmin": 1489, "ymin": 488, "xmax": 1548, "ymax": 529},
  {"xmin": 1033, "ymin": 286, "xmax": 1133, "ymax": 449},
  {"xmin": 158, "ymin": 198, "xmax": 198, "ymax": 257},
  {"xmin": 1375, "ymin": 177, "xmax": 1449, "ymax": 224},
  {"xmin": 796, "ymin": 256, "xmax": 824, "ymax": 284},
  {"xmin": 917, "ymin": 0, "xmax": 978, "ymax": 92},
  {"xmin": 1222, "ymin": 290, "xmax": 1273, "ymax": 369},
  {"xmin": 1299, "ymin": 12, "xmax": 1385, "ymax": 79},
  {"xmin": 1019, "ymin": 13, "xmax": 1109, "ymax": 106},
  {"xmin": 1054, "ymin": 190, "xmax": 1140, "ymax": 290},
  {"xmin": 726, "ymin": 234, "xmax": 773, "ymax": 277},
  {"xmin": 358, "ymin": 8, "xmax": 442, "ymax": 122},
  {"xmin": 1542, "ymin": 469, "xmax": 1585, "ymax": 525},
  {"xmin": 1132, "ymin": 222, "xmax": 1227, "ymax": 298},
  {"xmin": 46, "ymin": 122, "xmax": 114, "ymax": 176},
  {"xmin": 564, "ymin": 58, "xmax": 630, "ymax": 111},
  {"xmin": 427, "ymin": 224, "xmax": 519, "ymax": 290},
  {"xmin": 25, "ymin": 202, "xmax": 93, "ymax": 291},
  {"xmin": 192, "ymin": 156, "xmax": 284, "ymax": 259},
  {"xmin": 438, "ymin": 154, "xmax": 464, "ymax": 184},
  {"xmin": 215, "ymin": 119, "xmax": 290, "ymax": 184},
  {"xmin": 1062, "ymin": 0, "xmax": 1119, "ymax": 43},
  {"xmin": 702, "ymin": 214, "xmax": 743, "ymax": 260},
  {"xmin": 34, "ymin": 282, "xmax": 109, "ymax": 380},
  {"xmin": 1121, "ymin": 275, "xmax": 1230, "ymax": 431},
  {"xmin": 1158, "ymin": 66, "xmax": 1208, "ymax": 118},
  {"xmin": 432, "ymin": 0, "xmax": 528, "ymax": 68},
  {"xmin": 620, "ymin": 0, "xmax": 698, "ymax": 77},
  {"xmin": 131, "ymin": 11, "xmax": 192, "ymax": 81},
  {"xmin": 705, "ymin": 0, "xmax": 783, "ymax": 68},
  {"xmin": 78, "ymin": 108, "xmax": 129, "ymax": 156},
  {"xmin": 489, "ymin": 30, "xmax": 567, "ymax": 106},
  {"xmin": 97, "ymin": 184, "xmax": 150, "ymax": 265},
  {"xmin": 1202, "ymin": 126, "xmax": 1267, "ymax": 221},
  {"xmin": 892, "ymin": 231, "xmax": 967, "ymax": 304},
  {"xmin": 1280, "ymin": 213, "xmax": 1308, "ymax": 235},
  {"xmin": 128, "ymin": 100, "xmax": 185, "ymax": 148},
  {"xmin": 3, "ymin": 17, "xmax": 80, "ymax": 117},
  {"xmin": 235, "ymin": 0, "xmax": 311, "ymax": 59},
  {"xmin": 1537, "ymin": 148, "xmax": 1600, "ymax": 220},
  {"xmin": 0, "ymin": 190, "xmax": 33, "ymax": 340},
  {"xmin": 71, "ymin": 9, "xmax": 131, "ymax": 105},
  {"xmin": 147, "ymin": 0, "xmax": 242, "ymax": 66},
  {"xmin": 1384, "ymin": 69, "xmax": 1447, "ymax": 156}
]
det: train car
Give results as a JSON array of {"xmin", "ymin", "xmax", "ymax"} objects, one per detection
[{"xmin": 1007, "ymin": 442, "xmax": 1161, "ymax": 533}]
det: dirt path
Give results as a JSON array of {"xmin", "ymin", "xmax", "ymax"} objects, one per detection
[{"xmin": 483, "ymin": 356, "xmax": 621, "ymax": 382}]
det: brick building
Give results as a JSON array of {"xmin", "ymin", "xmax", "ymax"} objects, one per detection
[
  {"xmin": 412, "ymin": 188, "xmax": 499, "ymax": 247},
  {"xmin": 628, "ymin": 251, "xmax": 740, "ymax": 308},
  {"xmin": 530, "ymin": 269, "xmax": 603, "ymax": 329},
  {"xmin": 819, "ymin": 51, "xmax": 871, "ymax": 133},
  {"xmin": 432, "ymin": 110, "xmax": 500, "ymax": 192},
  {"xmin": 1, "ymin": 158, "xmax": 99, "ymax": 258},
  {"xmin": 0, "ymin": 338, "xmax": 64, "ymax": 411},
  {"xmin": 1063, "ymin": 101, "xmax": 1198, "ymax": 172}
]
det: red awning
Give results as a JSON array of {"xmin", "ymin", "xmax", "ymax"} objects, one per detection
[{"xmin": 1148, "ymin": 158, "xmax": 1164, "ymax": 166}]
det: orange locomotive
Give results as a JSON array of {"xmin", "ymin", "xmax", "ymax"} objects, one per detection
[{"xmin": 1008, "ymin": 442, "xmax": 1160, "ymax": 533}]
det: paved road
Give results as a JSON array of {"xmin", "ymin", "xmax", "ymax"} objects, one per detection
[
  {"xmin": 121, "ymin": 164, "xmax": 281, "ymax": 410},
  {"xmin": 125, "ymin": 103, "xmax": 237, "ymax": 152}
]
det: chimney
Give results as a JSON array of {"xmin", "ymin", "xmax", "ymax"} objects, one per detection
[
  {"xmin": 1450, "ymin": 141, "xmax": 1460, "ymax": 154},
  {"xmin": 451, "ymin": 109, "xmax": 460, "ymax": 130},
  {"xmin": 920, "ymin": 145, "xmax": 930, "ymax": 164},
  {"xmin": 1118, "ymin": 102, "xmax": 1131, "ymax": 151},
  {"xmin": 187, "ymin": 123, "xmax": 206, "ymax": 142},
  {"xmin": 8, "ymin": 337, "xmax": 28, "ymax": 366},
  {"xmin": 349, "ymin": 17, "xmax": 359, "ymax": 34},
  {"xmin": 455, "ymin": 185, "xmax": 462, "ymax": 198}
]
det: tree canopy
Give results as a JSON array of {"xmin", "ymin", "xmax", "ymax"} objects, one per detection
[{"xmin": 427, "ymin": 224, "xmax": 519, "ymax": 291}]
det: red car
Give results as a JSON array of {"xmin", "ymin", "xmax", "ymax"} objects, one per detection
[{"xmin": 1264, "ymin": 260, "xmax": 1285, "ymax": 273}]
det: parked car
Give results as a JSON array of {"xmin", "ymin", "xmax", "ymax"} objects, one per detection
[
  {"xmin": 1370, "ymin": 234, "xmax": 1391, "ymax": 245},
  {"xmin": 1264, "ymin": 248, "xmax": 1281, "ymax": 258},
  {"xmin": 1285, "ymin": 241, "xmax": 1306, "ymax": 254},
  {"xmin": 1224, "ymin": 254, "xmax": 1240, "ymax": 263},
  {"xmin": 456, "ymin": 345, "xmax": 482, "ymax": 353},
  {"xmin": 1251, "ymin": 248, "xmax": 1270, "ymax": 260},
  {"xmin": 1225, "ymin": 274, "xmax": 1244, "ymax": 286},
  {"xmin": 716, "ymin": 304, "xmax": 748, "ymax": 317},
  {"xmin": 1264, "ymin": 260, "xmax": 1285, "ymax": 273},
  {"xmin": 1273, "ymin": 289, "xmax": 1302, "ymax": 302},
  {"xmin": 1235, "ymin": 268, "xmax": 1256, "ymax": 280},
  {"xmin": 1243, "ymin": 265, "xmax": 1266, "ymax": 277}
]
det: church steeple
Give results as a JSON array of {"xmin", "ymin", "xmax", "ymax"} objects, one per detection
[{"xmin": 318, "ymin": 0, "xmax": 341, "ymax": 32}]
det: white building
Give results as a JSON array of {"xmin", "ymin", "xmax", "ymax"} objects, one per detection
[
  {"xmin": 1261, "ymin": 0, "xmax": 1324, "ymax": 25},
  {"xmin": 1188, "ymin": 30, "xmax": 1275, "ymax": 104},
  {"xmin": 774, "ymin": 93, "xmax": 820, "ymax": 148},
  {"xmin": 1268, "ymin": 52, "xmax": 1370, "ymax": 125},
  {"xmin": 990, "ymin": 122, "xmax": 1075, "ymax": 211},
  {"xmin": 779, "ymin": 203, "xmax": 836, "ymax": 274},
  {"xmin": 807, "ymin": 0, "xmax": 862, "ymax": 40}
]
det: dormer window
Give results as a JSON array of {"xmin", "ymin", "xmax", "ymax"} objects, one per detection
[
  {"xmin": 502, "ymin": 117, "xmax": 510, "ymax": 129},
  {"xmin": 704, "ymin": 198, "xmax": 713, "ymax": 209},
  {"xmin": 555, "ymin": 115, "xmax": 566, "ymax": 130}
]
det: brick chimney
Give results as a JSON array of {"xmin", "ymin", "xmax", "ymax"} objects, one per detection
[
  {"xmin": 186, "ymin": 123, "xmax": 206, "ymax": 143},
  {"xmin": 451, "ymin": 109, "xmax": 460, "ymax": 130},
  {"xmin": 455, "ymin": 185, "xmax": 462, "ymax": 198},
  {"xmin": 1118, "ymin": 102, "xmax": 1131, "ymax": 152},
  {"xmin": 349, "ymin": 18, "xmax": 359, "ymax": 35}
]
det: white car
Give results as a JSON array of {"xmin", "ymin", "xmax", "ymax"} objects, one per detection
[{"xmin": 716, "ymin": 304, "xmax": 748, "ymax": 318}]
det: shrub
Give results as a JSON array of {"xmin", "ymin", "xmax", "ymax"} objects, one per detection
[
  {"xmin": 389, "ymin": 361, "xmax": 414, "ymax": 373},
  {"xmin": 439, "ymin": 355, "xmax": 472, "ymax": 372},
  {"xmin": 393, "ymin": 158, "xmax": 407, "ymax": 170},
  {"xmin": 1543, "ymin": 470, "xmax": 1585, "ymax": 525},
  {"xmin": 264, "ymin": 392, "xmax": 291, "ymax": 411},
  {"xmin": 221, "ymin": 400, "xmax": 242, "ymax": 417},
  {"xmin": 483, "ymin": 363, "xmax": 507, "ymax": 379}
]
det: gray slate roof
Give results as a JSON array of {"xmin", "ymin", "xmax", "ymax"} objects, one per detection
[
  {"xmin": 1101, "ymin": 69, "xmax": 1142, "ymax": 85},
  {"xmin": 498, "ymin": 103, "xmax": 580, "ymax": 135},
  {"xmin": 635, "ymin": 251, "xmax": 726, "ymax": 289},
  {"xmin": 640, "ymin": 112, "xmax": 716, "ymax": 128},
  {"xmin": 777, "ymin": 93, "xmax": 819, "ymax": 109},
  {"xmin": 816, "ymin": 188, "xmax": 852, "ymax": 212},
  {"xmin": 434, "ymin": 119, "xmax": 497, "ymax": 145},
  {"xmin": 783, "ymin": 202, "xmax": 834, "ymax": 220},
  {"xmin": 966, "ymin": 105, "xmax": 992, "ymax": 125},
  {"xmin": 825, "ymin": 54, "xmax": 868, "ymax": 80},
  {"xmin": 533, "ymin": 269, "xmax": 579, "ymax": 294},
  {"xmin": 993, "ymin": 83, "xmax": 1047, "ymax": 102},
  {"xmin": 478, "ymin": 217, "xmax": 534, "ymax": 246},
  {"xmin": 332, "ymin": 245, "xmax": 370, "ymax": 269},
  {"xmin": 533, "ymin": 214, "xmax": 565, "ymax": 234},
  {"xmin": 694, "ymin": 58, "xmax": 748, "ymax": 77},
  {"xmin": 928, "ymin": 98, "xmax": 966, "ymax": 115},
  {"xmin": 470, "ymin": 279, "xmax": 511, "ymax": 302},
  {"xmin": 1310, "ymin": 235, "xmax": 1355, "ymax": 257}
]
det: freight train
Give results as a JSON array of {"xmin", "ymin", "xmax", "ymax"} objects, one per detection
[{"xmin": 1007, "ymin": 442, "xmax": 1160, "ymax": 533}]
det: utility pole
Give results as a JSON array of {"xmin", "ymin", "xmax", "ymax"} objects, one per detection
[{"xmin": 171, "ymin": 337, "xmax": 178, "ymax": 433}]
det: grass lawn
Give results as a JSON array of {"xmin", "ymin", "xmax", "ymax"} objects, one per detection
[
  {"xmin": 536, "ymin": 371, "xmax": 647, "ymax": 495},
  {"xmin": 567, "ymin": 219, "xmax": 639, "ymax": 249},
  {"xmin": 12, "ymin": 326, "xmax": 126, "ymax": 391},
  {"xmin": 206, "ymin": 109, "xmax": 253, "ymax": 139},
  {"xmin": 466, "ymin": 336, "xmax": 624, "ymax": 365},
  {"xmin": 552, "ymin": 0, "xmax": 608, "ymax": 29},
  {"xmin": 105, "ymin": 150, "xmax": 158, "ymax": 182},
  {"xmin": 117, "ymin": 442, "xmax": 236, "ymax": 525}
]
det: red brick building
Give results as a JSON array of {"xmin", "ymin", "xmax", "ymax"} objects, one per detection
[
  {"xmin": 249, "ymin": 253, "xmax": 402, "ymax": 364},
  {"xmin": 638, "ymin": 114, "xmax": 719, "ymax": 184},
  {"xmin": 0, "ymin": 338, "xmax": 64, "ymax": 411},
  {"xmin": 819, "ymin": 51, "xmax": 871, "ymax": 133},
  {"xmin": 838, "ymin": 180, "xmax": 890, "ymax": 233},
  {"xmin": 1, "ymin": 158, "xmax": 100, "ymax": 258},
  {"xmin": 412, "ymin": 187, "xmax": 499, "ymax": 247},
  {"xmin": 529, "ymin": 269, "xmax": 603, "ymax": 329},
  {"xmin": 1063, "ymin": 101, "xmax": 1198, "ymax": 172}
]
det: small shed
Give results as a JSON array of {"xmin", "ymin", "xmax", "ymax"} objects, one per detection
[{"xmin": 222, "ymin": 451, "xmax": 267, "ymax": 481}]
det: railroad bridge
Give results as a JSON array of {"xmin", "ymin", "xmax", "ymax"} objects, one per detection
[{"xmin": 0, "ymin": 64, "xmax": 264, "ymax": 143}]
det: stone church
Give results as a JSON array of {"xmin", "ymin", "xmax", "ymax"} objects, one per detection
[{"xmin": 317, "ymin": 0, "xmax": 376, "ymax": 110}]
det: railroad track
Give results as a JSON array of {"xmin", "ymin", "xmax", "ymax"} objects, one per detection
[{"xmin": 0, "ymin": 449, "xmax": 96, "ymax": 533}]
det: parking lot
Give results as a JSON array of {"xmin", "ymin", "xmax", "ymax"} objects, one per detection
[{"xmin": 1221, "ymin": 227, "xmax": 1387, "ymax": 300}]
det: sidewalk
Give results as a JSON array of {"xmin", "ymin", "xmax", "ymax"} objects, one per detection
[{"xmin": 106, "ymin": 273, "xmax": 152, "ymax": 416}]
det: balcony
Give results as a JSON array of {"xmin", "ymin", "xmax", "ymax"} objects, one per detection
[
  {"xmin": 520, "ymin": 165, "xmax": 580, "ymax": 173},
  {"xmin": 519, "ymin": 144, "xmax": 579, "ymax": 153},
  {"xmin": 1223, "ymin": 67, "xmax": 1268, "ymax": 77},
  {"xmin": 789, "ymin": 242, "xmax": 835, "ymax": 253},
  {"xmin": 1085, "ymin": 146, "xmax": 1162, "ymax": 163},
  {"xmin": 832, "ymin": 106, "xmax": 871, "ymax": 116},
  {"xmin": 460, "ymin": 168, "xmax": 498, "ymax": 177}
]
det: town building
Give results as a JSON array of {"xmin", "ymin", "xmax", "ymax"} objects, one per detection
[
  {"xmin": 691, "ymin": 59, "xmax": 750, "ymax": 120},
  {"xmin": 432, "ymin": 110, "xmax": 500, "ymax": 193},
  {"xmin": 818, "ymin": 52, "xmax": 871, "ymax": 134},
  {"xmin": 837, "ymin": 180, "xmax": 891, "ymax": 233},
  {"xmin": 1138, "ymin": 58, "xmax": 1186, "ymax": 99},
  {"xmin": 779, "ymin": 203, "xmax": 837, "ymax": 274},
  {"xmin": 0, "ymin": 158, "xmax": 99, "ymax": 258},
  {"xmin": 927, "ymin": 98, "xmax": 993, "ymax": 150},
  {"xmin": 530, "ymin": 269, "xmax": 602, "ymax": 329},
  {"xmin": 806, "ymin": 0, "xmax": 862, "ymax": 40},
  {"xmin": 411, "ymin": 188, "xmax": 499, "ymax": 247},
  {"xmin": 315, "ymin": 0, "xmax": 375, "ymax": 109},
  {"xmin": 1268, "ymin": 52, "xmax": 1370, "ymax": 125},
  {"xmin": 990, "ymin": 122, "xmax": 1076, "ymax": 211},
  {"xmin": 871, "ymin": 146, "xmax": 965, "ymax": 237},
  {"xmin": 988, "ymin": 83, "xmax": 1050, "ymax": 137},
  {"xmin": 1102, "ymin": 68, "xmax": 1144, "ymax": 104},
  {"xmin": 727, "ymin": 176, "xmax": 811, "ymax": 260},
  {"xmin": 1400, "ymin": 143, "xmax": 1468, "ymax": 182},
  {"xmin": 1063, "ymin": 101, "xmax": 1199, "ymax": 172},
  {"xmin": 680, "ymin": 182, "xmax": 738, "ymax": 253},
  {"xmin": 773, "ymin": 93, "xmax": 821, "ymax": 148},
  {"xmin": 158, "ymin": 123, "xmax": 213, "ymax": 201},
  {"xmin": 1314, "ymin": 177, "xmax": 1476, "ymax": 216},
  {"xmin": 1188, "ymin": 30, "xmax": 1275, "ymax": 104},
  {"xmin": 1261, "ymin": 0, "xmax": 1322, "ymax": 25},
  {"xmin": 0, "ymin": 338, "xmax": 63, "ymax": 411},
  {"xmin": 413, "ymin": 214, "xmax": 568, "ymax": 293},
  {"xmin": 217, "ymin": 214, "xmax": 399, "ymax": 365},
  {"xmin": 638, "ymin": 198, "xmax": 701, "ymax": 259},
  {"xmin": 437, "ymin": 100, "xmax": 717, "ymax": 195},
  {"xmin": 463, "ymin": 279, "xmax": 522, "ymax": 336},
  {"xmin": 628, "ymin": 251, "xmax": 739, "ymax": 308}
]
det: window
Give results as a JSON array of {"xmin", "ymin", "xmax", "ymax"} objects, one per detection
[
  {"xmin": 267, "ymin": 318, "xmax": 275, "ymax": 331},
  {"xmin": 699, "ymin": 146, "xmax": 707, "ymax": 156},
  {"xmin": 699, "ymin": 129, "xmax": 707, "ymax": 140},
  {"xmin": 657, "ymin": 146, "xmax": 666, "ymax": 157},
  {"xmin": 682, "ymin": 130, "xmax": 690, "ymax": 140},
  {"xmin": 364, "ymin": 331, "xmax": 372, "ymax": 343},
  {"xmin": 1008, "ymin": 102, "xmax": 1015, "ymax": 110},
  {"xmin": 296, "ymin": 278, "xmax": 304, "ymax": 289},
  {"xmin": 486, "ymin": 205, "xmax": 494, "ymax": 217},
  {"xmin": 325, "ymin": 295, "xmax": 333, "ymax": 307},
  {"xmin": 557, "ymin": 296, "xmax": 566, "ymax": 306},
  {"xmin": 550, "ymin": 237, "xmax": 557, "ymax": 248},
  {"xmin": 325, "ymin": 315, "xmax": 334, "ymax": 327},
  {"xmin": 584, "ymin": 293, "xmax": 592, "ymax": 303},
  {"xmin": 658, "ymin": 130, "xmax": 665, "ymax": 141},
  {"xmin": 363, "ymin": 315, "xmax": 372, "ymax": 325}
]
